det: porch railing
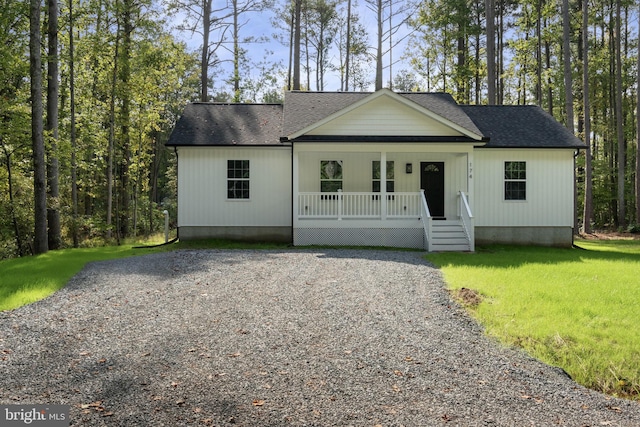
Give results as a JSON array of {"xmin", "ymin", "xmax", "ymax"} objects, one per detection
[
  {"xmin": 458, "ymin": 191, "xmax": 474, "ymax": 252},
  {"xmin": 419, "ymin": 189, "xmax": 433, "ymax": 252},
  {"xmin": 298, "ymin": 191, "xmax": 422, "ymax": 219}
]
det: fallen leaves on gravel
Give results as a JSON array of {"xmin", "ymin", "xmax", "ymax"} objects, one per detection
[{"xmin": 80, "ymin": 401, "xmax": 113, "ymax": 417}]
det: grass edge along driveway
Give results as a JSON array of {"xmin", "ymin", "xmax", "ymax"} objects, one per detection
[
  {"xmin": 427, "ymin": 239, "xmax": 640, "ymax": 400},
  {"xmin": 0, "ymin": 239, "xmax": 287, "ymax": 312}
]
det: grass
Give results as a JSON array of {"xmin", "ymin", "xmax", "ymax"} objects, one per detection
[{"xmin": 426, "ymin": 239, "xmax": 640, "ymax": 399}]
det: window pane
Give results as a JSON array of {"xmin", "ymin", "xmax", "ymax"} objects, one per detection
[
  {"xmin": 321, "ymin": 181, "xmax": 342, "ymax": 192},
  {"xmin": 386, "ymin": 161, "xmax": 394, "ymax": 179},
  {"xmin": 228, "ymin": 180, "xmax": 250, "ymax": 199},
  {"xmin": 372, "ymin": 161, "xmax": 381, "ymax": 180},
  {"xmin": 321, "ymin": 161, "xmax": 342, "ymax": 180},
  {"xmin": 505, "ymin": 181, "xmax": 526, "ymax": 200},
  {"xmin": 227, "ymin": 160, "xmax": 249, "ymax": 179},
  {"xmin": 505, "ymin": 161, "xmax": 526, "ymax": 179}
]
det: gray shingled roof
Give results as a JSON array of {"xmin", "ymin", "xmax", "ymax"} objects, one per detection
[
  {"xmin": 282, "ymin": 91, "xmax": 483, "ymax": 138},
  {"xmin": 166, "ymin": 93, "xmax": 586, "ymax": 150},
  {"xmin": 166, "ymin": 103, "xmax": 283, "ymax": 146},
  {"xmin": 461, "ymin": 105, "xmax": 587, "ymax": 148}
]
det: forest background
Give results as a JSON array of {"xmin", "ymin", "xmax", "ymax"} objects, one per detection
[{"xmin": 1, "ymin": 0, "xmax": 639, "ymax": 258}]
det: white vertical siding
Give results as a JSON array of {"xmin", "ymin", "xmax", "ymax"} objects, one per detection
[
  {"xmin": 307, "ymin": 96, "xmax": 464, "ymax": 136},
  {"xmin": 473, "ymin": 149, "xmax": 575, "ymax": 226},
  {"xmin": 177, "ymin": 147, "xmax": 291, "ymax": 227}
]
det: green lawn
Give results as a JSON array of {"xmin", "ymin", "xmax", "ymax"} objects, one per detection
[{"xmin": 427, "ymin": 239, "xmax": 640, "ymax": 399}]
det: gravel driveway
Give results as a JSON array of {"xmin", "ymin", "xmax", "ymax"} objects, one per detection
[{"xmin": 1, "ymin": 249, "xmax": 640, "ymax": 426}]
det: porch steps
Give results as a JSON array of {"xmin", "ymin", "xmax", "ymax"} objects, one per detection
[{"xmin": 429, "ymin": 220, "xmax": 471, "ymax": 252}]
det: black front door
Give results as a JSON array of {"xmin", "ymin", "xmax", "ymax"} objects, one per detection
[{"xmin": 420, "ymin": 162, "xmax": 445, "ymax": 218}]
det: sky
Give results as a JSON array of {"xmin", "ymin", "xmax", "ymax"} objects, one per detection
[{"xmin": 167, "ymin": 0, "xmax": 415, "ymax": 96}]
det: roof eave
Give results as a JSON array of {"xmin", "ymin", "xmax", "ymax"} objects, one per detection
[
  {"xmin": 477, "ymin": 144, "xmax": 587, "ymax": 149},
  {"xmin": 284, "ymin": 135, "xmax": 487, "ymax": 144},
  {"xmin": 166, "ymin": 142, "xmax": 291, "ymax": 147}
]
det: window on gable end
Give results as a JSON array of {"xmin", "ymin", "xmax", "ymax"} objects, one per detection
[{"xmin": 504, "ymin": 161, "xmax": 526, "ymax": 201}]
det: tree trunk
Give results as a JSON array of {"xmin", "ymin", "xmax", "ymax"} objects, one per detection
[
  {"xmin": 636, "ymin": 4, "xmax": 640, "ymax": 225},
  {"xmin": 30, "ymin": 0, "xmax": 48, "ymax": 255},
  {"xmin": 232, "ymin": 0, "xmax": 240, "ymax": 101},
  {"xmin": 46, "ymin": 0, "xmax": 61, "ymax": 250},
  {"xmin": 614, "ymin": 0, "xmax": 625, "ymax": 227},
  {"xmin": 545, "ymin": 36, "xmax": 552, "ymax": 115},
  {"xmin": 345, "ymin": 0, "xmax": 351, "ymax": 91},
  {"xmin": 69, "ymin": 0, "xmax": 78, "ymax": 247},
  {"xmin": 375, "ymin": 0, "xmax": 383, "ymax": 90},
  {"xmin": 106, "ymin": 19, "xmax": 119, "ymax": 240},
  {"xmin": 287, "ymin": 6, "xmax": 293, "ymax": 90},
  {"xmin": 497, "ymin": 0, "xmax": 504, "ymax": 104},
  {"xmin": 582, "ymin": 0, "xmax": 592, "ymax": 233},
  {"xmin": 119, "ymin": 0, "xmax": 132, "ymax": 239},
  {"xmin": 562, "ymin": 0, "xmax": 574, "ymax": 132},
  {"xmin": 1, "ymin": 144, "xmax": 24, "ymax": 256},
  {"xmin": 388, "ymin": 1, "xmax": 393, "ymax": 91},
  {"xmin": 201, "ymin": 0, "xmax": 211, "ymax": 101},
  {"xmin": 535, "ymin": 0, "xmax": 542, "ymax": 107},
  {"xmin": 293, "ymin": 0, "xmax": 301, "ymax": 90},
  {"xmin": 486, "ymin": 0, "xmax": 495, "ymax": 104},
  {"xmin": 457, "ymin": 33, "xmax": 466, "ymax": 102}
]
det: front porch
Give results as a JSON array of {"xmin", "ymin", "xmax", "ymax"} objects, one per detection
[
  {"xmin": 294, "ymin": 190, "xmax": 475, "ymax": 251},
  {"xmin": 290, "ymin": 139, "xmax": 480, "ymax": 252}
]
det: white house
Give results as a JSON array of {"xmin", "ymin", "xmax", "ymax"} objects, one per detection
[{"xmin": 166, "ymin": 89, "xmax": 586, "ymax": 251}]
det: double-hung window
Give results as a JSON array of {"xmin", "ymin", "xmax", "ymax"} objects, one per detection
[
  {"xmin": 227, "ymin": 160, "xmax": 250, "ymax": 199},
  {"xmin": 320, "ymin": 160, "xmax": 343, "ymax": 192},
  {"xmin": 504, "ymin": 161, "xmax": 526, "ymax": 201},
  {"xmin": 372, "ymin": 161, "xmax": 395, "ymax": 192}
]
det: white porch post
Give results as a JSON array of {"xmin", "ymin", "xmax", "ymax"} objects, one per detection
[
  {"xmin": 467, "ymin": 151, "xmax": 474, "ymax": 194},
  {"xmin": 467, "ymin": 151, "xmax": 475, "ymax": 251},
  {"xmin": 292, "ymin": 146, "xmax": 299, "ymax": 238},
  {"xmin": 380, "ymin": 151, "xmax": 387, "ymax": 220}
]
